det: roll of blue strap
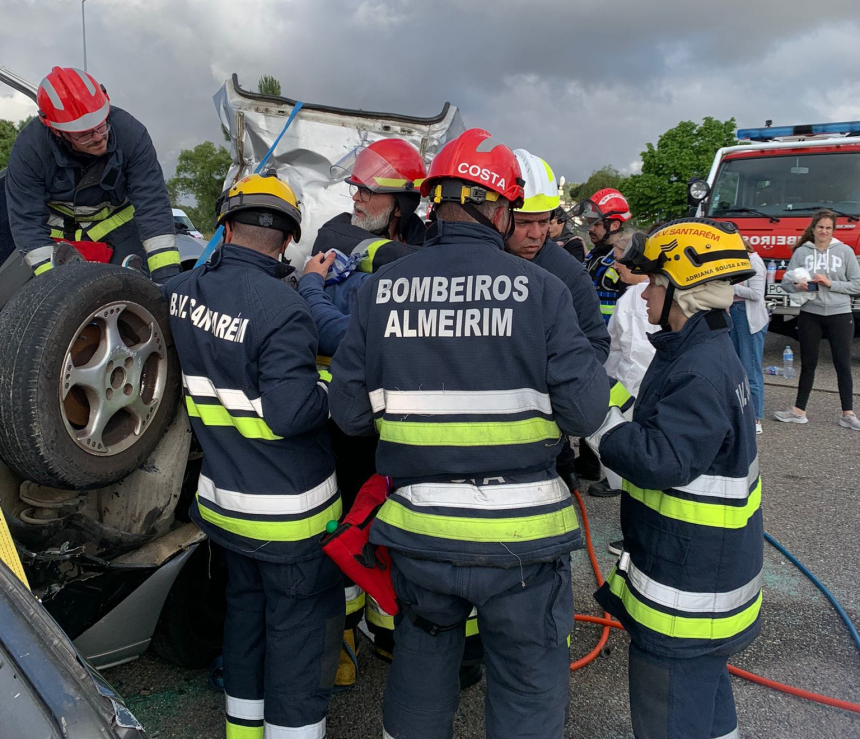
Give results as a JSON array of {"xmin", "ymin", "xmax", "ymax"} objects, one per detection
[{"xmin": 194, "ymin": 101, "xmax": 305, "ymax": 268}]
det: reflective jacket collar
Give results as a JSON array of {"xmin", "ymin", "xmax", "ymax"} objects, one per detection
[
  {"xmin": 649, "ymin": 309, "xmax": 729, "ymax": 360},
  {"xmin": 424, "ymin": 220, "xmax": 505, "ymax": 251},
  {"xmin": 212, "ymin": 243, "xmax": 295, "ymax": 279}
]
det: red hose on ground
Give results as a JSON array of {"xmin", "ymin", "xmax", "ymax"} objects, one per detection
[{"xmin": 570, "ymin": 490, "xmax": 860, "ymax": 714}]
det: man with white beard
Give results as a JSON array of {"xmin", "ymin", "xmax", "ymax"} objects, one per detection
[{"xmin": 311, "ymin": 139, "xmax": 428, "ymax": 254}]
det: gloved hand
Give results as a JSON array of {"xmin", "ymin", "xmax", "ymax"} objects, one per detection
[
  {"xmin": 585, "ymin": 378, "xmax": 634, "ymax": 455},
  {"xmin": 24, "ymin": 242, "xmax": 84, "ymax": 276}
]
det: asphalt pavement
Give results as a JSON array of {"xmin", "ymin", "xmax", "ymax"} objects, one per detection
[{"xmin": 110, "ymin": 332, "xmax": 860, "ymax": 739}]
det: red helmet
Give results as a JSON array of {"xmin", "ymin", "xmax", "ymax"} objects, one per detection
[
  {"xmin": 336, "ymin": 139, "xmax": 427, "ymax": 194},
  {"xmin": 37, "ymin": 67, "xmax": 110, "ymax": 133},
  {"xmin": 588, "ymin": 188, "xmax": 631, "ymax": 223},
  {"xmin": 420, "ymin": 128, "xmax": 524, "ymax": 207}
]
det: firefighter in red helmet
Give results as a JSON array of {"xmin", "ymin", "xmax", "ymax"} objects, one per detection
[{"xmin": 5, "ymin": 67, "xmax": 180, "ymax": 282}]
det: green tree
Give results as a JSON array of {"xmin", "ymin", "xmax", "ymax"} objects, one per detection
[
  {"xmin": 258, "ymin": 75, "xmax": 282, "ymax": 97},
  {"xmin": 0, "ymin": 117, "xmax": 33, "ymax": 169},
  {"xmin": 166, "ymin": 141, "xmax": 232, "ymax": 235},
  {"xmin": 568, "ymin": 165, "xmax": 624, "ymax": 202},
  {"xmin": 621, "ymin": 117, "xmax": 737, "ymax": 224}
]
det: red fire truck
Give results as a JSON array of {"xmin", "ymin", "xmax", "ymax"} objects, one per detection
[{"xmin": 687, "ymin": 121, "xmax": 860, "ymax": 336}]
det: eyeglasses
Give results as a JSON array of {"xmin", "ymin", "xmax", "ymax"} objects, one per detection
[
  {"xmin": 349, "ymin": 184, "xmax": 373, "ymax": 202},
  {"xmin": 66, "ymin": 121, "xmax": 111, "ymax": 145}
]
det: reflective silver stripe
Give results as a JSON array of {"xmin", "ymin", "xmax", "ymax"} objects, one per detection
[
  {"xmin": 367, "ymin": 388, "xmax": 552, "ymax": 416},
  {"xmin": 225, "ymin": 695, "xmax": 264, "ymax": 721},
  {"xmin": 586, "ymin": 405, "xmax": 626, "ymax": 453},
  {"xmin": 48, "ymin": 99, "xmax": 110, "ymax": 132},
  {"xmin": 142, "ymin": 234, "xmax": 177, "ymax": 254},
  {"xmin": 73, "ymin": 68, "xmax": 96, "ymax": 95},
  {"xmin": 382, "ymin": 730, "xmax": 397, "ymax": 739},
  {"xmin": 183, "ymin": 374, "xmax": 264, "ymax": 416},
  {"xmin": 345, "ymin": 584, "xmax": 363, "ymax": 603},
  {"xmin": 618, "ymin": 553, "xmax": 762, "ymax": 614},
  {"xmin": 394, "ymin": 476, "xmax": 569, "ymax": 511},
  {"xmin": 39, "ymin": 77, "xmax": 64, "ymax": 110},
  {"xmin": 711, "ymin": 728, "xmax": 739, "ymax": 739},
  {"xmin": 23, "ymin": 245, "xmax": 55, "ymax": 268},
  {"xmin": 674, "ymin": 458, "xmax": 759, "ymax": 500},
  {"xmin": 264, "ymin": 719, "xmax": 325, "ymax": 738},
  {"xmin": 468, "ymin": 607, "xmax": 478, "ymax": 618},
  {"xmin": 197, "ymin": 472, "xmax": 338, "ymax": 516},
  {"xmin": 47, "ymin": 200, "xmax": 116, "ymax": 218}
]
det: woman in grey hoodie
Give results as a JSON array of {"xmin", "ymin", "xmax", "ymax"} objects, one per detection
[{"xmin": 776, "ymin": 210, "xmax": 860, "ymax": 430}]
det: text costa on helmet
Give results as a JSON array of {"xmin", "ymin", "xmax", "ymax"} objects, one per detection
[{"xmin": 457, "ymin": 162, "xmax": 506, "ymax": 190}]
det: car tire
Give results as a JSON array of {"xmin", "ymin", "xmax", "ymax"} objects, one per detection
[
  {"xmin": 151, "ymin": 544, "xmax": 226, "ymax": 668},
  {"xmin": 0, "ymin": 263, "xmax": 180, "ymax": 490}
]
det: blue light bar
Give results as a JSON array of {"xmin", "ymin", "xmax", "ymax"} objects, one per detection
[{"xmin": 737, "ymin": 121, "xmax": 860, "ymax": 141}]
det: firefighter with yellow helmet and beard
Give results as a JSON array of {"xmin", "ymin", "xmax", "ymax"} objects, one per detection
[
  {"xmin": 162, "ymin": 171, "xmax": 344, "ymax": 739},
  {"xmin": 586, "ymin": 218, "xmax": 763, "ymax": 739}
]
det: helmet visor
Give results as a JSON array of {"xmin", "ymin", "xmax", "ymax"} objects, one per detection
[
  {"xmin": 616, "ymin": 231, "xmax": 650, "ymax": 270},
  {"xmin": 567, "ymin": 199, "xmax": 603, "ymax": 226},
  {"xmin": 330, "ymin": 144, "xmax": 420, "ymax": 193}
]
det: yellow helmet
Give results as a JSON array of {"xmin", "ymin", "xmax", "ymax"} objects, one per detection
[
  {"xmin": 513, "ymin": 149, "xmax": 560, "ymax": 213},
  {"xmin": 618, "ymin": 218, "xmax": 754, "ymax": 289},
  {"xmin": 217, "ymin": 171, "xmax": 302, "ymax": 242}
]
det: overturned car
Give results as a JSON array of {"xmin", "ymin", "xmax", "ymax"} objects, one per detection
[{"xmin": 0, "ymin": 69, "xmax": 461, "ymax": 670}]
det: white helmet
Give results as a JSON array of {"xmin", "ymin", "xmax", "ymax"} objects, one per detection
[{"xmin": 513, "ymin": 149, "xmax": 560, "ymax": 213}]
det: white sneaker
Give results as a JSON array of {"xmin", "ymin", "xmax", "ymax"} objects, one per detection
[
  {"xmin": 838, "ymin": 414, "xmax": 860, "ymax": 431},
  {"xmin": 755, "ymin": 422, "xmax": 763, "ymax": 435},
  {"xmin": 774, "ymin": 409, "xmax": 808, "ymax": 424}
]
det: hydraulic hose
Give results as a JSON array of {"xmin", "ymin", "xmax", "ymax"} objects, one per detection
[{"xmin": 570, "ymin": 490, "xmax": 860, "ymax": 714}]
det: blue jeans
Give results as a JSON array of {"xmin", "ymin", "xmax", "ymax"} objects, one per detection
[{"xmin": 729, "ymin": 302, "xmax": 766, "ymax": 420}]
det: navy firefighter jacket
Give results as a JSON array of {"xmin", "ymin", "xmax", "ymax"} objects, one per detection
[
  {"xmin": 329, "ymin": 220, "xmax": 610, "ymax": 566},
  {"xmin": 595, "ymin": 309, "xmax": 763, "ymax": 658},
  {"xmin": 533, "ymin": 239, "xmax": 611, "ymax": 362},
  {"xmin": 162, "ymin": 245, "xmax": 338, "ymax": 563}
]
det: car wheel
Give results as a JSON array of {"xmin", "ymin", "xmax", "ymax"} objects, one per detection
[{"xmin": 0, "ymin": 264, "xmax": 180, "ymax": 490}]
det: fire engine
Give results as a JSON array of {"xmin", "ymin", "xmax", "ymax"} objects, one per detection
[{"xmin": 687, "ymin": 120, "xmax": 860, "ymax": 336}]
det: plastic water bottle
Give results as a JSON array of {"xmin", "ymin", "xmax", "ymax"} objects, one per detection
[
  {"xmin": 783, "ymin": 346, "xmax": 795, "ymax": 379},
  {"xmin": 766, "ymin": 261, "xmax": 777, "ymax": 285},
  {"xmin": 765, "ymin": 366, "xmax": 783, "ymax": 376}
]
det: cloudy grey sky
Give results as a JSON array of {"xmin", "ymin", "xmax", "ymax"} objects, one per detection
[{"xmin": 2, "ymin": 0, "xmax": 860, "ymax": 185}]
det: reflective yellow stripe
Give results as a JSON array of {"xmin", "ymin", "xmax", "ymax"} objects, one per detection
[
  {"xmin": 465, "ymin": 616, "xmax": 480, "ymax": 637},
  {"xmin": 346, "ymin": 591, "xmax": 366, "ymax": 615},
  {"xmin": 33, "ymin": 262, "xmax": 53, "ymax": 276},
  {"xmin": 0, "ymin": 508, "xmax": 28, "ymax": 589},
  {"xmin": 318, "ymin": 369, "xmax": 332, "ymax": 383},
  {"xmin": 376, "ymin": 498, "xmax": 578, "ymax": 542},
  {"xmin": 623, "ymin": 479, "xmax": 761, "ymax": 529},
  {"xmin": 226, "ymin": 722, "xmax": 263, "ymax": 739},
  {"xmin": 48, "ymin": 203, "xmax": 116, "ymax": 221},
  {"xmin": 86, "ymin": 205, "xmax": 136, "ymax": 241},
  {"xmin": 186, "ymin": 397, "xmax": 282, "ymax": 440},
  {"xmin": 366, "ymin": 605, "xmax": 395, "ymax": 630},
  {"xmin": 605, "ymin": 267, "xmax": 620, "ymax": 282},
  {"xmin": 147, "ymin": 249, "xmax": 181, "ymax": 272},
  {"xmin": 609, "ymin": 381, "xmax": 633, "ymax": 409},
  {"xmin": 197, "ymin": 492, "xmax": 342, "ymax": 542},
  {"xmin": 600, "ymin": 304, "xmax": 615, "ymax": 315},
  {"xmin": 608, "ymin": 569, "xmax": 762, "ymax": 640},
  {"xmin": 359, "ymin": 239, "xmax": 392, "ymax": 273},
  {"xmin": 376, "ymin": 417, "xmax": 561, "ymax": 447},
  {"xmin": 49, "ymin": 228, "xmax": 84, "ymax": 240}
]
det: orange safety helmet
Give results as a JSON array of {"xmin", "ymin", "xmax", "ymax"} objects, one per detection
[
  {"xmin": 420, "ymin": 128, "xmax": 524, "ymax": 208},
  {"xmin": 37, "ymin": 67, "xmax": 110, "ymax": 133}
]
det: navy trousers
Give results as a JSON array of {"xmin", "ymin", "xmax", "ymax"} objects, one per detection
[
  {"xmin": 382, "ymin": 552, "xmax": 573, "ymax": 739},
  {"xmin": 628, "ymin": 641, "xmax": 739, "ymax": 739},
  {"xmin": 221, "ymin": 547, "xmax": 344, "ymax": 739}
]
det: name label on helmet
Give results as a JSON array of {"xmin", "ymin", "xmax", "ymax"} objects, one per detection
[
  {"xmin": 663, "ymin": 226, "xmax": 721, "ymax": 242},
  {"xmin": 457, "ymin": 163, "xmax": 506, "ymax": 191}
]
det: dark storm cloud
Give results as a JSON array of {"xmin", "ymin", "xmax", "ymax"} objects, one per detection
[{"xmin": 2, "ymin": 0, "xmax": 859, "ymax": 184}]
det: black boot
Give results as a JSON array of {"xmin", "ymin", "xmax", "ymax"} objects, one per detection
[{"xmin": 588, "ymin": 479, "xmax": 622, "ymax": 498}]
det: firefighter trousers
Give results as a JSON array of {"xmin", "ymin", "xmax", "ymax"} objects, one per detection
[
  {"xmin": 381, "ymin": 552, "xmax": 573, "ymax": 739},
  {"xmin": 628, "ymin": 642, "xmax": 738, "ymax": 739},
  {"xmin": 221, "ymin": 547, "xmax": 344, "ymax": 739}
]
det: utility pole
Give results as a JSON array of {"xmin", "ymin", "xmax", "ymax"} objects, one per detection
[{"xmin": 81, "ymin": 0, "xmax": 88, "ymax": 72}]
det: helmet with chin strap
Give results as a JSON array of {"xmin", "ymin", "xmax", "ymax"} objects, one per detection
[
  {"xmin": 38, "ymin": 67, "xmax": 110, "ymax": 133},
  {"xmin": 570, "ymin": 188, "xmax": 631, "ymax": 247}
]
